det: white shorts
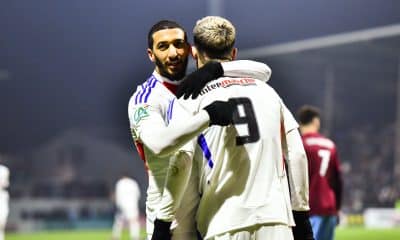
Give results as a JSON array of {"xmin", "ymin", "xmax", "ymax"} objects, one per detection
[
  {"xmin": 117, "ymin": 204, "xmax": 139, "ymax": 220},
  {"xmin": 211, "ymin": 224, "xmax": 293, "ymax": 240}
]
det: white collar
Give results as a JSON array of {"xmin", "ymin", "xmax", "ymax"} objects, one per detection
[{"xmin": 152, "ymin": 71, "xmax": 184, "ymax": 85}]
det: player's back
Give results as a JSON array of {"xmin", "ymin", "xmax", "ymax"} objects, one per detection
[
  {"xmin": 302, "ymin": 132, "xmax": 339, "ymax": 215},
  {"xmin": 184, "ymin": 76, "xmax": 294, "ymax": 238},
  {"xmin": 115, "ymin": 177, "xmax": 140, "ymax": 209}
]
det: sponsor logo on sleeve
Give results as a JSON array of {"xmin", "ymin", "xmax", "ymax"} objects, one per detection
[{"xmin": 134, "ymin": 105, "xmax": 149, "ymax": 124}]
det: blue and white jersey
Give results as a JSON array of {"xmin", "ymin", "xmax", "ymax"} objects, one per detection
[
  {"xmin": 180, "ymin": 64, "xmax": 309, "ymax": 239},
  {"xmin": 128, "ymin": 71, "xmax": 208, "ymax": 237},
  {"xmin": 128, "ymin": 60, "xmax": 273, "ymax": 239}
]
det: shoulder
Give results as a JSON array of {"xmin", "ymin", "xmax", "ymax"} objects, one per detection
[
  {"xmin": 304, "ymin": 134, "xmax": 336, "ymax": 149},
  {"xmin": 129, "ymin": 76, "xmax": 161, "ymax": 106},
  {"xmin": 222, "ymin": 60, "xmax": 272, "ymax": 82},
  {"xmin": 320, "ymin": 134, "xmax": 336, "ymax": 148},
  {"xmin": 0, "ymin": 165, "xmax": 9, "ymax": 174}
]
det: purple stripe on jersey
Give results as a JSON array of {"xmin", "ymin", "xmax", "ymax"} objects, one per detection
[
  {"xmin": 143, "ymin": 76, "xmax": 158, "ymax": 103},
  {"xmin": 139, "ymin": 77, "xmax": 155, "ymax": 103},
  {"xmin": 134, "ymin": 84, "xmax": 146, "ymax": 104},
  {"xmin": 197, "ymin": 134, "xmax": 214, "ymax": 168},
  {"xmin": 168, "ymin": 98, "xmax": 175, "ymax": 121},
  {"xmin": 166, "ymin": 100, "xmax": 172, "ymax": 124},
  {"xmin": 134, "ymin": 76, "xmax": 155, "ymax": 104}
]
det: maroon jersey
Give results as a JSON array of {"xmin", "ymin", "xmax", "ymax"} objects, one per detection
[{"xmin": 302, "ymin": 132, "xmax": 342, "ymax": 215}]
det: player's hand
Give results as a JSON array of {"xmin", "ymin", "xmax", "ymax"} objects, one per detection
[
  {"xmin": 203, "ymin": 100, "xmax": 235, "ymax": 126},
  {"xmin": 292, "ymin": 211, "xmax": 314, "ymax": 240},
  {"xmin": 176, "ymin": 61, "xmax": 224, "ymax": 99},
  {"xmin": 151, "ymin": 219, "xmax": 172, "ymax": 240}
]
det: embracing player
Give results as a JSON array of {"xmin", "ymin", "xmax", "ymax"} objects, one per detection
[
  {"xmin": 128, "ymin": 20, "xmax": 271, "ymax": 240},
  {"xmin": 176, "ymin": 16, "xmax": 313, "ymax": 240}
]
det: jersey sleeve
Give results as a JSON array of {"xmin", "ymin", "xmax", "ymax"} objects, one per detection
[
  {"xmin": 128, "ymin": 99, "xmax": 210, "ymax": 157},
  {"xmin": 329, "ymin": 147, "xmax": 343, "ymax": 211},
  {"xmin": 280, "ymin": 102, "xmax": 309, "ymax": 211},
  {"xmin": 280, "ymin": 99, "xmax": 299, "ymax": 133},
  {"xmin": 221, "ymin": 60, "xmax": 271, "ymax": 82}
]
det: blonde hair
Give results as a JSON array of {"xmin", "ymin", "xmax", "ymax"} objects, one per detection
[{"xmin": 193, "ymin": 16, "xmax": 236, "ymax": 59}]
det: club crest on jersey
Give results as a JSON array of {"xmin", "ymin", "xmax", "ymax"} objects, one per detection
[{"xmin": 134, "ymin": 105, "xmax": 149, "ymax": 124}]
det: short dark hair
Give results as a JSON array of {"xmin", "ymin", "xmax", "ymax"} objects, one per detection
[
  {"xmin": 297, "ymin": 105, "xmax": 320, "ymax": 125},
  {"xmin": 147, "ymin": 20, "xmax": 187, "ymax": 49}
]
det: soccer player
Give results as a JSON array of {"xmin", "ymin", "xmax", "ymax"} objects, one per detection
[
  {"xmin": 297, "ymin": 105, "xmax": 343, "ymax": 240},
  {"xmin": 128, "ymin": 20, "xmax": 272, "ymax": 240},
  {"xmin": 177, "ymin": 16, "xmax": 312, "ymax": 240},
  {"xmin": 0, "ymin": 164, "xmax": 9, "ymax": 240},
  {"xmin": 112, "ymin": 175, "xmax": 141, "ymax": 240}
]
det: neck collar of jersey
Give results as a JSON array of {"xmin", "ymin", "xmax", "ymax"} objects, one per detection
[
  {"xmin": 302, "ymin": 132, "xmax": 321, "ymax": 138},
  {"xmin": 152, "ymin": 71, "xmax": 184, "ymax": 86},
  {"xmin": 152, "ymin": 71, "xmax": 182, "ymax": 95}
]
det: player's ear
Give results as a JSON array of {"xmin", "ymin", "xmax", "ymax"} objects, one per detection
[
  {"xmin": 231, "ymin": 48, "xmax": 238, "ymax": 61},
  {"xmin": 188, "ymin": 44, "xmax": 193, "ymax": 58},
  {"xmin": 147, "ymin": 48, "xmax": 155, "ymax": 62},
  {"xmin": 191, "ymin": 46, "xmax": 198, "ymax": 60}
]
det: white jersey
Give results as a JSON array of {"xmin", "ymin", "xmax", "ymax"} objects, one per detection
[
  {"xmin": 0, "ymin": 165, "xmax": 9, "ymax": 190},
  {"xmin": 115, "ymin": 177, "xmax": 140, "ymax": 218},
  {"xmin": 181, "ymin": 70, "xmax": 309, "ymax": 239},
  {"xmin": 127, "ymin": 60, "xmax": 272, "ymax": 237},
  {"xmin": 0, "ymin": 165, "xmax": 9, "ymax": 228}
]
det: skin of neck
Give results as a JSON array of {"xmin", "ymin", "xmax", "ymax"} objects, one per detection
[
  {"xmin": 196, "ymin": 53, "xmax": 224, "ymax": 68},
  {"xmin": 194, "ymin": 47, "xmax": 236, "ymax": 68}
]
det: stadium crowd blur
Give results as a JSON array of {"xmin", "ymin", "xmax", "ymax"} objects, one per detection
[{"xmin": 337, "ymin": 123, "xmax": 398, "ymax": 212}]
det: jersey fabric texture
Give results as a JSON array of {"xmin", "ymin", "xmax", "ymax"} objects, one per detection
[
  {"xmin": 128, "ymin": 61, "xmax": 272, "ymax": 239},
  {"xmin": 181, "ymin": 71, "xmax": 309, "ymax": 239},
  {"xmin": 302, "ymin": 132, "xmax": 342, "ymax": 216},
  {"xmin": 128, "ymin": 71, "xmax": 202, "ymax": 238}
]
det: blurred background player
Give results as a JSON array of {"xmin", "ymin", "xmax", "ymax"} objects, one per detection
[
  {"xmin": 112, "ymin": 175, "xmax": 141, "ymax": 240},
  {"xmin": 178, "ymin": 16, "xmax": 312, "ymax": 240},
  {"xmin": 0, "ymin": 164, "xmax": 9, "ymax": 240},
  {"xmin": 297, "ymin": 105, "xmax": 343, "ymax": 240}
]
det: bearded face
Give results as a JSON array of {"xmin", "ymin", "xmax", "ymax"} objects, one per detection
[{"xmin": 148, "ymin": 28, "xmax": 190, "ymax": 81}]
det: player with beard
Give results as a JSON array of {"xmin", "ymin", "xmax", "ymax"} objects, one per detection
[{"xmin": 128, "ymin": 20, "xmax": 271, "ymax": 240}]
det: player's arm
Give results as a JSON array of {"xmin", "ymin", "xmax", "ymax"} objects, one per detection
[
  {"xmin": 280, "ymin": 102, "xmax": 313, "ymax": 240},
  {"xmin": 281, "ymin": 103, "xmax": 309, "ymax": 211},
  {"xmin": 156, "ymin": 139, "xmax": 196, "ymax": 221},
  {"xmin": 129, "ymin": 100, "xmax": 234, "ymax": 158},
  {"xmin": 284, "ymin": 128, "xmax": 310, "ymax": 210},
  {"xmin": 129, "ymin": 101, "xmax": 206, "ymax": 157},
  {"xmin": 330, "ymin": 149, "xmax": 343, "ymax": 211}
]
